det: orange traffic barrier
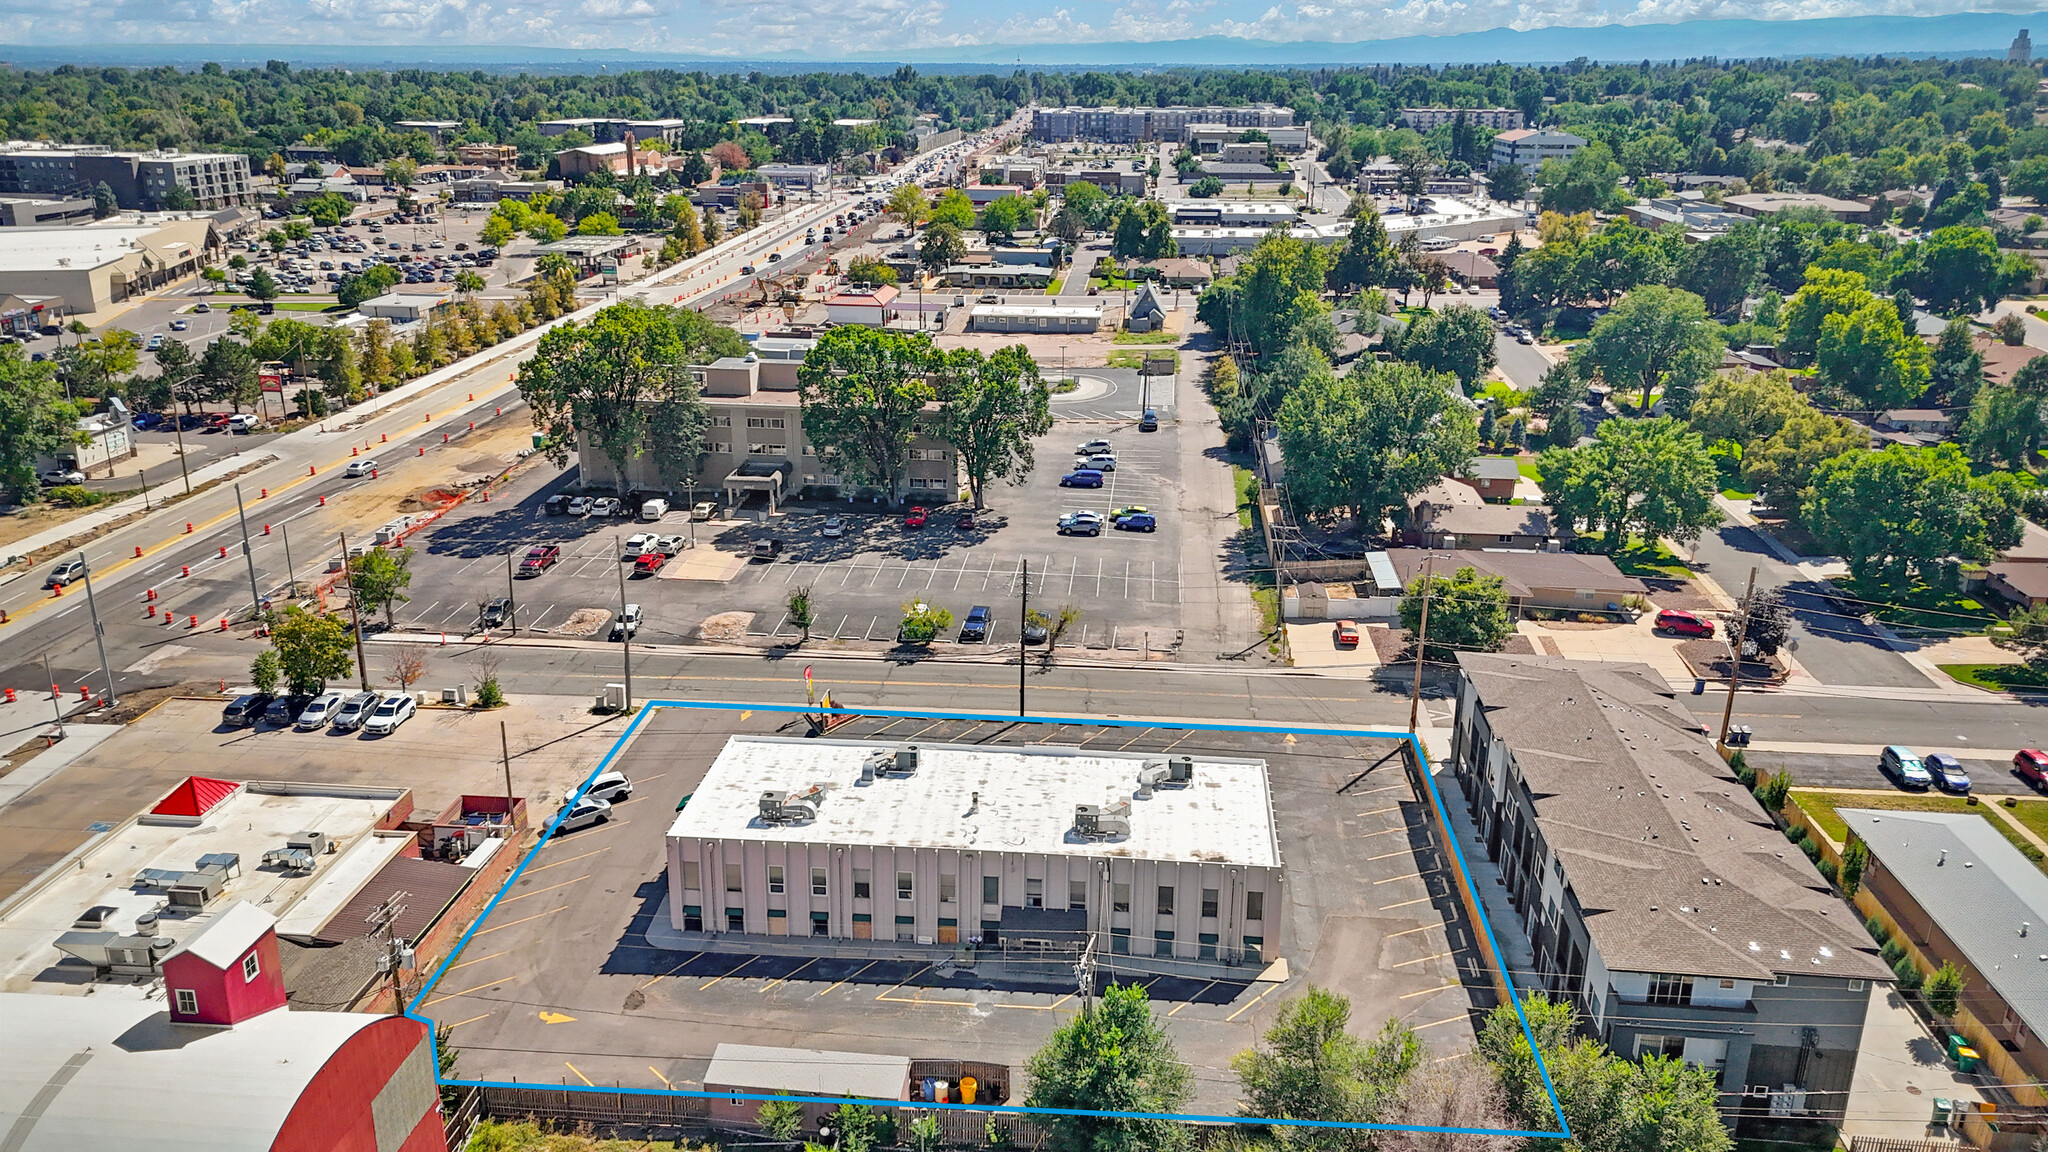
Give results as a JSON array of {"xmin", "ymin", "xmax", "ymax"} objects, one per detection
[
  {"xmin": 4, "ymin": 688, "xmax": 14, "ymax": 704},
  {"xmin": 78, "ymin": 687, "xmax": 90, "ymax": 702},
  {"xmin": 442, "ymin": 433, "xmax": 449, "ymax": 443},
  {"xmin": 370, "ymin": 469, "xmax": 378, "ymax": 479},
  {"xmin": 50, "ymin": 584, "xmax": 62, "ymax": 597},
  {"xmin": 146, "ymin": 588, "xmax": 156, "ymax": 600},
  {"xmin": 319, "ymin": 495, "xmax": 326, "ymax": 506},
  {"xmin": 418, "ymin": 447, "xmax": 424, "ymax": 456},
  {"xmin": 180, "ymin": 565, "xmax": 190, "ymax": 578},
  {"xmin": 186, "ymin": 522, "xmax": 194, "ymax": 533},
  {"xmin": 263, "ymin": 524, "xmax": 271, "ymax": 535},
  {"xmin": 220, "ymin": 618, "xmax": 229, "ymax": 632},
  {"xmin": 218, "ymin": 546, "xmax": 227, "ymax": 559},
  {"xmin": 309, "ymin": 465, "xmax": 316, "ymax": 476},
  {"xmin": 260, "ymin": 488, "xmax": 268, "ymax": 498},
  {"xmin": 188, "ymin": 615, "xmax": 198, "ymax": 628},
  {"xmin": 381, "ymin": 433, "xmax": 387, "ymax": 443},
  {"xmin": 352, "ymin": 447, "xmax": 358, "ymax": 456}
]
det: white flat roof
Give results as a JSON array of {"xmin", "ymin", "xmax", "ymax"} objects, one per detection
[
  {"xmin": 0, "ymin": 225, "xmax": 156, "ymax": 272},
  {"xmin": 0, "ymin": 787, "xmax": 399, "ymax": 993},
  {"xmin": 970, "ymin": 304, "xmax": 1101, "ymax": 319},
  {"xmin": 705, "ymin": 1042, "xmax": 909, "ymax": 1098},
  {"xmin": 667, "ymin": 736, "xmax": 1279, "ymax": 867}
]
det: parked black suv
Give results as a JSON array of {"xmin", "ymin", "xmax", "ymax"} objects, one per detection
[
  {"xmin": 221, "ymin": 693, "xmax": 274, "ymax": 728},
  {"xmin": 544, "ymin": 494, "xmax": 571, "ymax": 515}
]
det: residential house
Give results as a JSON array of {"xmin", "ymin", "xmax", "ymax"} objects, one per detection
[
  {"xmin": 1874, "ymin": 409, "xmax": 1952, "ymax": 447},
  {"xmin": 1438, "ymin": 251, "xmax": 1499, "ymax": 287},
  {"xmin": 1457, "ymin": 456, "xmax": 1521, "ymax": 501},
  {"xmin": 1451, "ymin": 654, "xmax": 1890, "ymax": 1123},
  {"xmin": 1141, "ymin": 258, "xmax": 1214, "ymax": 288},
  {"xmin": 1383, "ymin": 549, "xmax": 1641, "ymax": 614},
  {"xmin": 1126, "ymin": 282, "xmax": 1170, "ymax": 333},
  {"xmin": 1403, "ymin": 489, "xmax": 1565, "ymax": 551},
  {"xmin": 1986, "ymin": 561, "xmax": 2048, "ymax": 607},
  {"xmin": 1972, "ymin": 331, "xmax": 2048, "ymax": 386}
]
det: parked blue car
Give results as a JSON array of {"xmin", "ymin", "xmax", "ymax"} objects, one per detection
[
  {"xmin": 1114, "ymin": 512, "xmax": 1157, "ymax": 532},
  {"xmin": 1060, "ymin": 468, "xmax": 1105, "ymax": 489}
]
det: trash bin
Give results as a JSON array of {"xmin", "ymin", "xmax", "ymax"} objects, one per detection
[
  {"xmin": 960, "ymin": 1076, "xmax": 977, "ymax": 1105},
  {"xmin": 1956, "ymin": 1045, "xmax": 1981, "ymax": 1073},
  {"xmin": 1933, "ymin": 1097, "xmax": 1953, "ymax": 1126},
  {"xmin": 1693, "ymin": 678, "xmax": 1706, "ymax": 695}
]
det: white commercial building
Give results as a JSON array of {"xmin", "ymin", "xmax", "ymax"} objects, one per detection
[
  {"xmin": 1400, "ymin": 108, "xmax": 1524, "ymax": 131},
  {"xmin": 665, "ymin": 737, "xmax": 1283, "ymax": 971},
  {"xmin": 1490, "ymin": 129, "xmax": 1587, "ymax": 175}
]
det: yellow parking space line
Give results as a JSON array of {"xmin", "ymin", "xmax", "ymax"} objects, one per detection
[
  {"xmin": 1168, "ymin": 982, "xmax": 1220, "ymax": 1016},
  {"xmin": 758, "ymin": 958, "xmax": 818, "ymax": 992},
  {"xmin": 1367, "ymin": 850, "xmax": 1414, "ymax": 862},
  {"xmin": 528, "ymin": 847, "xmax": 609, "ymax": 873},
  {"xmin": 497, "ymin": 875, "xmax": 590, "ymax": 904},
  {"xmin": 1390, "ymin": 952, "xmax": 1452, "ymax": 968},
  {"xmin": 1373, "ymin": 872, "xmax": 1424, "ymax": 885},
  {"xmin": 873, "ymin": 963, "xmax": 933, "ymax": 1001},
  {"xmin": 1351, "ymin": 783, "xmax": 1411, "ymax": 796},
  {"xmin": 639, "ymin": 952, "xmax": 704, "ymax": 990},
  {"xmin": 698, "ymin": 955, "xmax": 760, "ymax": 990},
  {"xmin": 650, "ymin": 1067, "xmax": 674, "ymax": 1089},
  {"xmin": 448, "ymin": 949, "xmax": 509, "ymax": 971},
  {"xmin": 565, "ymin": 1062, "xmax": 594, "ymax": 1086},
  {"xmin": 1414, "ymin": 1015, "xmax": 1470, "ymax": 1030},
  {"xmin": 1356, "ymin": 806, "xmax": 1401, "ymax": 817},
  {"xmin": 443, "ymin": 1012, "xmax": 492, "ymax": 1029},
  {"xmin": 1400, "ymin": 982, "xmax": 1462, "ymax": 999},
  {"xmin": 876, "ymin": 991, "xmax": 979, "ymax": 1007},
  {"xmin": 634, "ymin": 773, "xmax": 668, "ymax": 784},
  {"xmin": 1380, "ymin": 897, "xmax": 1431, "ymax": 911},
  {"xmin": 1224, "ymin": 984, "xmax": 1278, "ymax": 1022},
  {"xmin": 1386, "ymin": 925, "xmax": 1440, "ymax": 938},
  {"xmin": 813, "ymin": 961, "xmax": 877, "ymax": 997},
  {"xmin": 1354, "ymin": 827, "xmax": 1407, "ymax": 838},
  {"xmin": 472, "ymin": 904, "xmax": 569, "ymax": 936},
  {"xmin": 423, "ymin": 971, "xmax": 525, "ymax": 1008}
]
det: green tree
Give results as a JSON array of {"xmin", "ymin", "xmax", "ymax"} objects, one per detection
[
  {"xmin": 527, "ymin": 212, "xmax": 568, "ymax": 243},
  {"xmin": 927, "ymin": 188, "xmax": 975, "ymax": 230},
  {"xmin": 888, "ymin": 183, "xmax": 929, "ymax": 223},
  {"xmin": 576, "ymin": 211, "xmax": 622, "ymax": 236},
  {"xmin": 339, "ymin": 263, "xmax": 401, "ymax": 308},
  {"xmin": 1328, "ymin": 204, "xmax": 1396, "ymax": 293},
  {"xmin": 348, "ymin": 546, "xmax": 414, "ymax": 628},
  {"xmin": 1676, "ymin": 223, "xmax": 1763, "ymax": 316},
  {"xmin": 897, "ymin": 600, "xmax": 954, "ymax": 644},
  {"xmin": 1743, "ymin": 408, "xmax": 1870, "ymax": 512},
  {"xmin": 798, "ymin": 327, "xmax": 942, "ymax": 504},
  {"xmin": 516, "ymin": 302, "xmax": 727, "ymax": 490},
  {"xmin": 1484, "ymin": 162, "xmax": 1529, "ymax": 203},
  {"xmin": 1781, "ymin": 267, "xmax": 1878, "ymax": 356},
  {"xmin": 757, "ymin": 1097, "xmax": 804, "ymax": 1142},
  {"xmin": 1231, "ymin": 988, "xmax": 1419, "ymax": 1150},
  {"xmin": 830, "ymin": 1103, "xmax": 885, "ymax": 1152},
  {"xmin": 249, "ymin": 649, "xmax": 281, "ymax": 695},
  {"xmin": 1539, "ymin": 417, "xmax": 1721, "ymax": 551},
  {"xmin": 1688, "ymin": 371, "xmax": 1809, "ymax": 453},
  {"xmin": 939, "ymin": 345, "xmax": 1053, "ymax": 509},
  {"xmin": 978, "ymin": 195, "xmax": 1033, "ymax": 240},
  {"xmin": 480, "ymin": 216, "xmax": 515, "ymax": 247},
  {"xmin": 1275, "ymin": 360, "xmax": 1478, "ymax": 531},
  {"xmin": 199, "ymin": 337, "xmax": 259, "ymax": 412},
  {"xmin": 1925, "ymin": 960, "xmax": 1968, "ymax": 1018},
  {"xmin": 1907, "ymin": 225, "xmax": 2008, "ymax": 315},
  {"xmin": 1197, "ymin": 232, "xmax": 1334, "ymax": 361},
  {"xmin": 1574, "ymin": 286, "xmax": 1723, "ymax": 414},
  {"xmin": 246, "ymin": 267, "xmax": 280, "ymax": 302},
  {"xmin": 919, "ymin": 223, "xmax": 966, "ymax": 276},
  {"xmin": 1962, "ymin": 385, "xmax": 2044, "ymax": 469},
  {"xmin": 1928, "ymin": 319, "xmax": 1987, "ymax": 405},
  {"xmin": 71, "ymin": 331, "xmax": 140, "ymax": 397},
  {"xmin": 268, "ymin": 604, "xmax": 355, "ymax": 695},
  {"xmin": 1025, "ymin": 983, "xmax": 1192, "ymax": 1152},
  {"xmin": 1816, "ymin": 299, "xmax": 1931, "ymax": 408},
  {"xmin": 2010, "ymin": 155, "xmax": 2048, "ymax": 205},
  {"xmin": 844, "ymin": 256, "xmax": 899, "ymax": 286},
  {"xmin": 92, "ymin": 180, "xmax": 118, "ymax": 219},
  {"xmin": 1059, "ymin": 179, "xmax": 1107, "ymax": 228},
  {"xmin": 1393, "ymin": 304, "xmax": 1496, "ymax": 387},
  {"xmin": 1399, "ymin": 566, "xmax": 1514, "ymax": 664},
  {"xmin": 1112, "ymin": 205, "xmax": 1148, "ymax": 260},
  {"xmin": 1537, "ymin": 140, "xmax": 1625, "ymax": 215},
  {"xmin": 1804, "ymin": 443, "xmax": 2024, "ymax": 587},
  {"xmin": 1189, "ymin": 175, "xmax": 1224, "ymax": 198},
  {"xmin": 1840, "ymin": 836, "xmax": 1871, "ymax": 897},
  {"xmin": 383, "ymin": 156, "xmax": 417, "ymax": 188},
  {"xmin": 0, "ymin": 346, "xmax": 87, "ymax": 499},
  {"xmin": 785, "ymin": 588, "xmax": 817, "ymax": 646}
]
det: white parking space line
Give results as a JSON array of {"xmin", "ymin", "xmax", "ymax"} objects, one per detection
[{"xmin": 527, "ymin": 605, "xmax": 558, "ymax": 630}]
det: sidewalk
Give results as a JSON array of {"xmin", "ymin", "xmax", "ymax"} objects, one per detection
[
  {"xmin": 1427, "ymin": 752, "xmax": 1539, "ymax": 992},
  {"xmin": 0, "ymin": 451, "xmax": 279, "ymax": 573}
]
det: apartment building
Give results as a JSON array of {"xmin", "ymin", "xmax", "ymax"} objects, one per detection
[
  {"xmin": 1030, "ymin": 104, "xmax": 1294, "ymax": 144},
  {"xmin": 1449, "ymin": 653, "xmax": 1889, "ymax": 1124},
  {"xmin": 665, "ymin": 736, "xmax": 1283, "ymax": 973},
  {"xmin": 1400, "ymin": 108, "xmax": 1525, "ymax": 131},
  {"xmin": 575, "ymin": 335, "xmax": 959, "ymax": 506},
  {"xmin": 536, "ymin": 117, "xmax": 692, "ymax": 145},
  {"xmin": 1489, "ymin": 129, "xmax": 1587, "ymax": 175},
  {"xmin": 0, "ymin": 145, "xmax": 254, "ymax": 211}
]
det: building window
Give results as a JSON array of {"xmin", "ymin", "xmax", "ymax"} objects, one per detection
[
  {"xmin": 747, "ymin": 443, "xmax": 786, "ymax": 456},
  {"xmin": 1025, "ymin": 879, "xmax": 1044, "ymax": 908},
  {"xmin": 708, "ymin": 441, "xmax": 731, "ymax": 455},
  {"xmin": 242, "ymin": 953, "xmax": 260, "ymax": 983},
  {"xmin": 683, "ymin": 905, "xmax": 703, "ymax": 931},
  {"xmin": 811, "ymin": 868, "xmax": 828, "ymax": 896},
  {"xmin": 1773, "ymin": 974, "xmax": 1790, "ymax": 987},
  {"xmin": 1155, "ymin": 931, "xmax": 1175, "ymax": 957},
  {"xmin": 940, "ymin": 874, "xmax": 957, "ymax": 903},
  {"xmin": 1246, "ymin": 891, "xmax": 1265, "ymax": 921},
  {"xmin": 1199, "ymin": 932, "xmax": 1219, "ymax": 960},
  {"xmin": 811, "ymin": 911, "xmax": 829, "ymax": 936},
  {"xmin": 983, "ymin": 876, "xmax": 1000, "ymax": 905},
  {"xmin": 897, "ymin": 871, "xmax": 914, "ymax": 901},
  {"xmin": 1634, "ymin": 1034, "xmax": 1686, "ymax": 1061},
  {"xmin": 1112, "ymin": 883, "xmax": 1131, "ymax": 913},
  {"xmin": 1647, "ymin": 974, "xmax": 1695, "ymax": 1006},
  {"xmin": 1069, "ymin": 880, "xmax": 1087, "ymax": 910},
  {"xmin": 1201, "ymin": 888, "xmax": 1219, "ymax": 918},
  {"xmin": 727, "ymin": 908, "xmax": 745, "ymax": 932},
  {"xmin": 175, "ymin": 988, "xmax": 197, "ymax": 1014},
  {"xmin": 682, "ymin": 862, "xmax": 701, "ymax": 891},
  {"xmin": 746, "ymin": 416, "xmax": 787, "ymax": 429},
  {"xmin": 726, "ymin": 864, "xmax": 743, "ymax": 893},
  {"xmin": 1718, "ymin": 978, "xmax": 1735, "ymax": 989},
  {"xmin": 1848, "ymin": 980, "xmax": 1867, "ymax": 991},
  {"xmin": 1111, "ymin": 928, "xmax": 1131, "ymax": 954},
  {"xmin": 854, "ymin": 869, "xmax": 873, "ymax": 900},
  {"xmin": 1157, "ymin": 885, "xmax": 1174, "ymax": 916},
  {"xmin": 769, "ymin": 866, "xmax": 785, "ymax": 894}
]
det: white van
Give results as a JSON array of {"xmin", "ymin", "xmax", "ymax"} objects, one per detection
[{"xmin": 639, "ymin": 498, "xmax": 668, "ymax": 522}]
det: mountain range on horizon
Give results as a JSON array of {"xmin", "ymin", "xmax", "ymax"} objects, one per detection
[{"xmin": 4, "ymin": 10, "xmax": 2045, "ymax": 72}]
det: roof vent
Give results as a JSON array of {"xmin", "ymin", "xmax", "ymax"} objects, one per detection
[{"xmin": 134, "ymin": 911, "xmax": 159, "ymax": 937}]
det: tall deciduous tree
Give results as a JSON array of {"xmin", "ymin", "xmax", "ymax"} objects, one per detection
[
  {"xmin": 1399, "ymin": 566, "xmax": 1514, "ymax": 664},
  {"xmin": 919, "ymin": 223, "xmax": 965, "ymax": 276},
  {"xmin": 1539, "ymin": 417, "xmax": 1721, "ymax": 551},
  {"xmin": 1816, "ymin": 299, "xmax": 1931, "ymax": 408},
  {"xmin": 927, "ymin": 188, "xmax": 975, "ymax": 229},
  {"xmin": 1537, "ymin": 140, "xmax": 1625, "ymax": 215},
  {"xmin": 1676, "ymin": 223, "xmax": 1763, "ymax": 316},
  {"xmin": 1392, "ymin": 304, "xmax": 1497, "ymax": 387},
  {"xmin": 1275, "ymin": 360, "xmax": 1478, "ymax": 532},
  {"xmin": 938, "ymin": 345, "xmax": 1052, "ymax": 509},
  {"xmin": 516, "ymin": 302, "xmax": 731, "ymax": 489},
  {"xmin": 798, "ymin": 327, "xmax": 942, "ymax": 504},
  {"xmin": 1804, "ymin": 443, "xmax": 2025, "ymax": 587},
  {"xmin": 1741, "ymin": 408, "xmax": 1870, "ymax": 512},
  {"xmin": 1025, "ymin": 983, "xmax": 1192, "ymax": 1152},
  {"xmin": 1687, "ymin": 371, "xmax": 1809, "ymax": 453},
  {"xmin": 268, "ymin": 605, "xmax": 355, "ymax": 695},
  {"xmin": 1197, "ymin": 232, "xmax": 1334, "ymax": 361},
  {"xmin": 1329, "ymin": 203, "xmax": 1397, "ymax": 293},
  {"xmin": 349, "ymin": 546, "xmax": 415, "ymax": 628},
  {"xmin": 1573, "ymin": 286, "xmax": 1722, "ymax": 414},
  {"xmin": 1231, "ymin": 987, "xmax": 1419, "ymax": 1150},
  {"xmin": 1781, "ymin": 267, "xmax": 1878, "ymax": 356},
  {"xmin": 0, "ymin": 346, "xmax": 87, "ymax": 501}
]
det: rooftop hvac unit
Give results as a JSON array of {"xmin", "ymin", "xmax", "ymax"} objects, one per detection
[
  {"xmin": 759, "ymin": 791, "xmax": 818, "ymax": 824},
  {"xmin": 1167, "ymin": 756, "xmax": 1194, "ymax": 783},
  {"xmin": 263, "ymin": 847, "xmax": 317, "ymax": 874},
  {"xmin": 285, "ymin": 831, "xmax": 331, "ymax": 856},
  {"xmin": 884, "ymin": 745, "xmax": 920, "ymax": 776}
]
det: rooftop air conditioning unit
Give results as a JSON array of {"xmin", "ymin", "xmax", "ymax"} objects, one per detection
[
  {"xmin": 1073, "ymin": 805, "xmax": 1103, "ymax": 837},
  {"xmin": 886, "ymin": 745, "xmax": 920, "ymax": 776},
  {"xmin": 1167, "ymin": 756, "xmax": 1194, "ymax": 784},
  {"xmin": 285, "ymin": 831, "xmax": 330, "ymax": 856}
]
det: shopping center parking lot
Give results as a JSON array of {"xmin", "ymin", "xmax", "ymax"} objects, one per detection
[
  {"xmin": 400, "ymin": 413, "xmax": 1191, "ymax": 651},
  {"xmin": 421, "ymin": 706, "xmax": 1496, "ymax": 1110}
]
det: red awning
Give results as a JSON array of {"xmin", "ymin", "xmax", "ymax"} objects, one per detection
[{"xmin": 151, "ymin": 776, "xmax": 240, "ymax": 818}]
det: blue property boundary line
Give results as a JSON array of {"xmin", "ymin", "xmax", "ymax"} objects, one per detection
[{"xmin": 408, "ymin": 698, "xmax": 1572, "ymax": 1141}]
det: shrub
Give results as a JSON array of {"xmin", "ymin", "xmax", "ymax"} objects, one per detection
[
  {"xmin": 1817, "ymin": 858, "xmax": 1839, "ymax": 884},
  {"xmin": 1926, "ymin": 960, "xmax": 1968, "ymax": 1017},
  {"xmin": 1881, "ymin": 940, "xmax": 1906, "ymax": 966},
  {"xmin": 473, "ymin": 677, "xmax": 505, "ymax": 708},
  {"xmin": 1800, "ymin": 838, "xmax": 1822, "ymax": 863},
  {"xmin": 1757, "ymin": 769, "xmax": 1794, "ymax": 813},
  {"xmin": 1893, "ymin": 955, "xmax": 1924, "ymax": 990},
  {"xmin": 45, "ymin": 484, "xmax": 106, "ymax": 508},
  {"xmin": 1865, "ymin": 914, "xmax": 1890, "ymax": 945},
  {"xmin": 1785, "ymin": 825, "xmax": 1808, "ymax": 845}
]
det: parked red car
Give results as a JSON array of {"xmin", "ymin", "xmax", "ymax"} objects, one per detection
[
  {"xmin": 2016, "ymin": 749, "xmax": 2048, "ymax": 790},
  {"xmin": 1654, "ymin": 608, "xmax": 1716, "ymax": 637},
  {"xmin": 633, "ymin": 552, "xmax": 666, "ymax": 576},
  {"xmin": 904, "ymin": 506, "xmax": 928, "ymax": 528},
  {"xmin": 517, "ymin": 545, "xmax": 560, "ymax": 576},
  {"xmin": 1334, "ymin": 620, "xmax": 1360, "ymax": 648}
]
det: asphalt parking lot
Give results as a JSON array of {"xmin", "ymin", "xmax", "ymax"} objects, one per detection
[
  {"xmin": 421, "ymin": 706, "xmax": 1492, "ymax": 1110},
  {"xmin": 401, "ymin": 418, "xmax": 1189, "ymax": 652},
  {"xmin": 1751, "ymin": 749, "xmax": 2041, "ymax": 796}
]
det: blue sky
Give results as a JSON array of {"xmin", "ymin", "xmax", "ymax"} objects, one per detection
[{"xmin": 13, "ymin": 0, "xmax": 2045, "ymax": 57}]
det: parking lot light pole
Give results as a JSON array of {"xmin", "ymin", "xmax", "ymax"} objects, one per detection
[
  {"xmin": 1018, "ymin": 557, "xmax": 1029, "ymax": 717},
  {"xmin": 616, "ymin": 535, "xmax": 632, "ymax": 711},
  {"xmin": 505, "ymin": 551, "xmax": 518, "ymax": 634},
  {"xmin": 340, "ymin": 531, "xmax": 371, "ymax": 691},
  {"xmin": 77, "ymin": 551, "xmax": 117, "ymax": 709}
]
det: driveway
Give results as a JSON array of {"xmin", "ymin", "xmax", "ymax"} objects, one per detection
[{"xmin": 1687, "ymin": 524, "xmax": 1930, "ymax": 689}]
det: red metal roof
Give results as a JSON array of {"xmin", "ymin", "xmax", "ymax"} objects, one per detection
[{"xmin": 151, "ymin": 776, "xmax": 240, "ymax": 818}]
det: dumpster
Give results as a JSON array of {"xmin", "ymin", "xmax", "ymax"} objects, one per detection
[{"xmin": 1948, "ymin": 1034, "xmax": 1982, "ymax": 1073}]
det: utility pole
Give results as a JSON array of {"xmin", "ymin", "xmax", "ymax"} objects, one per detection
[
  {"xmin": 1718, "ymin": 567, "xmax": 1759, "ymax": 749},
  {"xmin": 368, "ymin": 891, "xmax": 410, "ymax": 1014},
  {"xmin": 616, "ymin": 534, "xmax": 632, "ymax": 712},
  {"xmin": 340, "ymin": 532, "xmax": 370, "ymax": 691},
  {"xmin": 232, "ymin": 484, "xmax": 262, "ymax": 620},
  {"xmin": 504, "ymin": 550, "xmax": 518, "ymax": 634},
  {"xmin": 1018, "ymin": 557, "xmax": 1029, "ymax": 717},
  {"xmin": 169, "ymin": 373, "xmax": 192, "ymax": 495},
  {"xmin": 76, "ymin": 551, "xmax": 117, "ymax": 709},
  {"xmin": 139, "ymin": 467, "xmax": 151, "ymax": 511},
  {"xmin": 1407, "ymin": 555, "xmax": 1436, "ymax": 733},
  {"xmin": 500, "ymin": 720, "xmax": 516, "ymax": 820},
  {"xmin": 43, "ymin": 653, "xmax": 64, "ymax": 738},
  {"xmin": 280, "ymin": 525, "xmax": 296, "ymax": 600}
]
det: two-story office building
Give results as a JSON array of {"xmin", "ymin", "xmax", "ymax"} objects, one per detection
[
  {"xmin": 665, "ymin": 736, "xmax": 1283, "ymax": 974},
  {"xmin": 574, "ymin": 335, "xmax": 960, "ymax": 508},
  {"xmin": 1450, "ymin": 653, "xmax": 1890, "ymax": 1124}
]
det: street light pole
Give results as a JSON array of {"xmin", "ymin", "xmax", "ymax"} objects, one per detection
[
  {"xmin": 1718, "ymin": 567, "xmax": 1759, "ymax": 749},
  {"xmin": 1407, "ymin": 555, "xmax": 1436, "ymax": 733},
  {"xmin": 505, "ymin": 550, "xmax": 518, "ymax": 634},
  {"xmin": 280, "ymin": 525, "xmax": 296, "ymax": 599},
  {"xmin": 43, "ymin": 653, "xmax": 64, "ymax": 738},
  {"xmin": 341, "ymin": 532, "xmax": 371, "ymax": 691},
  {"xmin": 77, "ymin": 551, "xmax": 117, "ymax": 709},
  {"xmin": 169, "ymin": 370, "xmax": 192, "ymax": 495},
  {"xmin": 1018, "ymin": 557, "xmax": 1028, "ymax": 718},
  {"xmin": 616, "ymin": 534, "xmax": 633, "ymax": 712},
  {"xmin": 232, "ymin": 483, "xmax": 263, "ymax": 620}
]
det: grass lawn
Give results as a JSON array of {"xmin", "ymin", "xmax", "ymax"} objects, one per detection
[
  {"xmin": 1105, "ymin": 348, "xmax": 1179, "ymax": 370},
  {"xmin": 1049, "ymin": 378, "xmax": 1080, "ymax": 395},
  {"xmin": 1112, "ymin": 330, "xmax": 1178, "ymax": 345},
  {"xmin": 267, "ymin": 301, "xmax": 341, "ymax": 313},
  {"xmin": 1720, "ymin": 487, "xmax": 1757, "ymax": 500},
  {"xmin": 1940, "ymin": 663, "xmax": 2048, "ymax": 694},
  {"xmin": 1476, "ymin": 380, "xmax": 1529, "ymax": 412},
  {"xmin": 1044, "ymin": 277, "xmax": 1064, "ymax": 295},
  {"xmin": 1831, "ymin": 577, "xmax": 2000, "ymax": 634},
  {"xmin": 1089, "ymin": 276, "xmax": 1138, "ymax": 291},
  {"xmin": 1574, "ymin": 535, "xmax": 1689, "ymax": 579},
  {"xmin": 1792, "ymin": 789, "xmax": 2047, "ymax": 866},
  {"xmin": 1234, "ymin": 465, "xmax": 1258, "ymax": 530},
  {"xmin": 1516, "ymin": 458, "xmax": 1544, "ymax": 484}
]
